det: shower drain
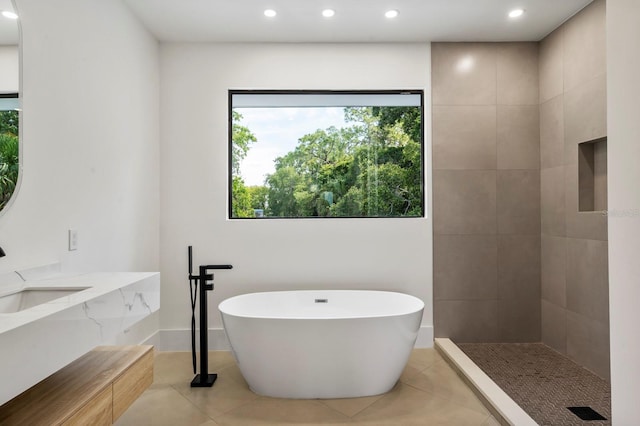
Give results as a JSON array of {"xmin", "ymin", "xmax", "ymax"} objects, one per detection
[{"xmin": 567, "ymin": 406, "xmax": 607, "ymax": 421}]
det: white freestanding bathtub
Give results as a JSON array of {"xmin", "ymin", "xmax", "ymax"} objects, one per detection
[{"xmin": 219, "ymin": 290, "xmax": 424, "ymax": 399}]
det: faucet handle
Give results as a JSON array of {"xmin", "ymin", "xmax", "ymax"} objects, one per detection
[{"xmin": 201, "ymin": 272, "xmax": 215, "ymax": 291}]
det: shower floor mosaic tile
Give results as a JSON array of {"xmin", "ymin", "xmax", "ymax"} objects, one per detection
[
  {"xmin": 115, "ymin": 349, "xmax": 500, "ymax": 425},
  {"xmin": 457, "ymin": 343, "xmax": 611, "ymax": 426}
]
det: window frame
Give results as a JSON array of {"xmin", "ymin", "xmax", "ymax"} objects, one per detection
[{"xmin": 228, "ymin": 89, "xmax": 425, "ymax": 219}]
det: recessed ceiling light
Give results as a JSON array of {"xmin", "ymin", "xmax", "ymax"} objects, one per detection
[
  {"xmin": 264, "ymin": 9, "xmax": 277, "ymax": 18},
  {"xmin": 1, "ymin": 11, "xmax": 18, "ymax": 20},
  {"xmin": 322, "ymin": 9, "xmax": 335, "ymax": 18},
  {"xmin": 508, "ymin": 9, "xmax": 524, "ymax": 18},
  {"xmin": 385, "ymin": 10, "xmax": 399, "ymax": 19}
]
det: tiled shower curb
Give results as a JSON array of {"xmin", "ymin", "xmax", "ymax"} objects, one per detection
[{"xmin": 434, "ymin": 338, "xmax": 538, "ymax": 426}]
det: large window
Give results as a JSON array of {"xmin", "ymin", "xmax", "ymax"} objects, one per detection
[{"xmin": 229, "ymin": 90, "xmax": 424, "ymax": 218}]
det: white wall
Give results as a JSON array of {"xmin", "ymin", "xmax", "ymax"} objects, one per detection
[
  {"xmin": 607, "ymin": 0, "xmax": 640, "ymax": 422},
  {"xmin": 159, "ymin": 43, "xmax": 433, "ymax": 348},
  {"xmin": 0, "ymin": 0, "xmax": 160, "ymax": 275},
  {"xmin": 0, "ymin": 46, "xmax": 18, "ymax": 92}
]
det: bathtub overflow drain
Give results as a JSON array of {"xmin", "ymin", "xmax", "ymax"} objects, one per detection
[{"xmin": 315, "ymin": 298, "xmax": 328, "ymax": 303}]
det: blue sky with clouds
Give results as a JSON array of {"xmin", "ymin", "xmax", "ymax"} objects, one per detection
[{"xmin": 236, "ymin": 107, "xmax": 348, "ymax": 186}]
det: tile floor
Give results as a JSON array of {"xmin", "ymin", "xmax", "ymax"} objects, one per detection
[
  {"xmin": 459, "ymin": 343, "xmax": 611, "ymax": 426},
  {"xmin": 116, "ymin": 349, "xmax": 500, "ymax": 425}
]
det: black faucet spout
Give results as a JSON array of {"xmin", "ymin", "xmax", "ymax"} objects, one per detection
[{"xmin": 202, "ymin": 264, "xmax": 233, "ymax": 270}]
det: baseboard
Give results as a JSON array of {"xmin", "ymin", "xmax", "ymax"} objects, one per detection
[
  {"xmin": 151, "ymin": 328, "xmax": 230, "ymax": 351},
  {"xmin": 141, "ymin": 330, "xmax": 160, "ymax": 347},
  {"xmin": 151, "ymin": 325, "xmax": 434, "ymax": 352},
  {"xmin": 415, "ymin": 325, "xmax": 434, "ymax": 348}
]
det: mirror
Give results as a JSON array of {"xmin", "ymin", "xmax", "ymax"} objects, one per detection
[{"xmin": 0, "ymin": 0, "xmax": 19, "ymax": 212}]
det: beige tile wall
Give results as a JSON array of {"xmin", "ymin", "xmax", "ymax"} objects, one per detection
[
  {"xmin": 432, "ymin": 41, "xmax": 541, "ymax": 343},
  {"xmin": 432, "ymin": 1, "xmax": 609, "ymax": 379},
  {"xmin": 538, "ymin": 0, "xmax": 609, "ymax": 380}
]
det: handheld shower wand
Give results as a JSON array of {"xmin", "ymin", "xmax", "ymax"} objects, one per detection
[{"xmin": 188, "ymin": 246, "xmax": 197, "ymax": 374}]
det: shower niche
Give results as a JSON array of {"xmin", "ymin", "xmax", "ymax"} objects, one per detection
[{"xmin": 578, "ymin": 137, "xmax": 607, "ymax": 212}]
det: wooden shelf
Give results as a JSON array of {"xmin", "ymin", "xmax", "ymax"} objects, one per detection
[{"xmin": 0, "ymin": 345, "xmax": 153, "ymax": 426}]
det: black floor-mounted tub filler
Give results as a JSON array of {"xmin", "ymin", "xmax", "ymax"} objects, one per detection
[{"xmin": 187, "ymin": 246, "xmax": 232, "ymax": 387}]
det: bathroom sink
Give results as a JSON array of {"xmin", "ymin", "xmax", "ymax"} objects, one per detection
[{"xmin": 0, "ymin": 287, "xmax": 90, "ymax": 313}]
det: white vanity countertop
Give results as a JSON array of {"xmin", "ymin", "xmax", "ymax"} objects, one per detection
[
  {"xmin": 0, "ymin": 272, "xmax": 158, "ymax": 335},
  {"xmin": 0, "ymin": 271, "xmax": 160, "ymax": 406}
]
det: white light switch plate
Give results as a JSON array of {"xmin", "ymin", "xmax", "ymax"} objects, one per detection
[{"xmin": 68, "ymin": 229, "xmax": 78, "ymax": 251}]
